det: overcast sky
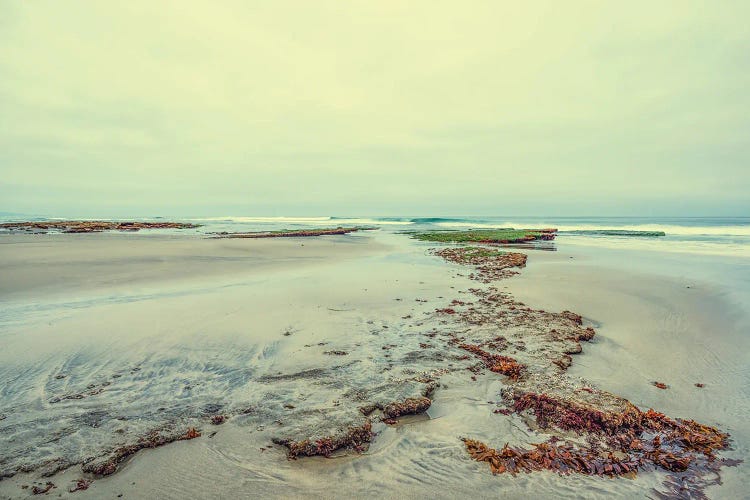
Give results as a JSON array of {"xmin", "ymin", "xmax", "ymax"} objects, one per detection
[{"xmin": 1, "ymin": 1, "xmax": 748, "ymax": 217}]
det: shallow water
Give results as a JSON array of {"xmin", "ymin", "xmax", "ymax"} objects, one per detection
[{"xmin": 0, "ymin": 230, "xmax": 747, "ymax": 498}]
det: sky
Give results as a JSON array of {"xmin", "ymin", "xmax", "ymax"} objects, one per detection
[{"xmin": 1, "ymin": 1, "xmax": 748, "ymax": 217}]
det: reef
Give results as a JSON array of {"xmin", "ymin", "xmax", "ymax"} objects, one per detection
[
  {"xmin": 81, "ymin": 427, "xmax": 201, "ymax": 476},
  {"xmin": 209, "ymin": 227, "xmax": 376, "ymax": 238},
  {"xmin": 429, "ymin": 245, "xmax": 735, "ymax": 497},
  {"xmin": 433, "ymin": 247, "xmax": 527, "ymax": 282},
  {"xmin": 270, "ymin": 380, "xmax": 438, "ymax": 459},
  {"xmin": 0, "ymin": 221, "xmax": 199, "ymax": 233},
  {"xmin": 457, "ymin": 343, "xmax": 525, "ymax": 380},
  {"xmin": 270, "ymin": 392, "xmax": 435, "ymax": 460},
  {"xmin": 272, "ymin": 418, "xmax": 373, "ymax": 459},
  {"xmin": 563, "ymin": 229, "xmax": 666, "ymax": 237},
  {"xmin": 463, "ymin": 438, "xmax": 639, "ymax": 476},
  {"xmin": 410, "ymin": 228, "xmax": 557, "ymax": 244},
  {"xmin": 464, "ymin": 401, "xmax": 730, "ymax": 482},
  {"xmin": 381, "ymin": 397, "xmax": 432, "ymax": 419}
]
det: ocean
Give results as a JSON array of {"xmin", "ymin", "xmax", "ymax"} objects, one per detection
[
  {"xmin": 6, "ymin": 214, "xmax": 747, "ymax": 257},
  {"xmin": 4, "ymin": 215, "xmax": 747, "ymax": 252}
]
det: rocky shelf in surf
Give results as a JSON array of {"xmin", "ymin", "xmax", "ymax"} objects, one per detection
[
  {"xmin": 208, "ymin": 226, "xmax": 378, "ymax": 238},
  {"xmin": 0, "ymin": 220, "xmax": 200, "ymax": 234},
  {"xmin": 409, "ymin": 228, "xmax": 557, "ymax": 244},
  {"xmin": 562, "ymin": 229, "xmax": 666, "ymax": 237},
  {"xmin": 425, "ymin": 246, "xmax": 736, "ymax": 498}
]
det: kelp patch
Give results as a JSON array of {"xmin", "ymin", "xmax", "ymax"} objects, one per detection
[{"xmin": 428, "ymin": 246, "xmax": 736, "ymax": 497}]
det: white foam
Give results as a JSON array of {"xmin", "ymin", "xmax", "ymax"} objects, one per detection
[
  {"xmin": 435, "ymin": 221, "xmax": 750, "ymax": 237},
  {"xmin": 331, "ymin": 218, "xmax": 413, "ymax": 226},
  {"xmin": 188, "ymin": 216, "xmax": 413, "ymax": 226},
  {"xmin": 189, "ymin": 216, "xmax": 332, "ymax": 223}
]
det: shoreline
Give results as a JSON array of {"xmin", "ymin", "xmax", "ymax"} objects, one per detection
[{"xmin": 0, "ymin": 232, "xmax": 746, "ymax": 498}]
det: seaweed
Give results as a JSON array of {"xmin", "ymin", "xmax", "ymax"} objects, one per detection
[
  {"xmin": 463, "ymin": 438, "xmax": 638, "ymax": 476},
  {"xmin": 382, "ymin": 397, "xmax": 432, "ymax": 419},
  {"xmin": 81, "ymin": 427, "xmax": 201, "ymax": 476},
  {"xmin": 435, "ymin": 308, "xmax": 457, "ymax": 315},
  {"xmin": 273, "ymin": 421, "xmax": 373, "ymax": 459},
  {"xmin": 433, "ymin": 247, "xmax": 528, "ymax": 282},
  {"xmin": 69, "ymin": 478, "xmax": 92, "ymax": 492},
  {"xmin": 428, "ymin": 237, "xmax": 734, "ymax": 495},
  {"xmin": 411, "ymin": 229, "xmax": 557, "ymax": 244},
  {"xmin": 560, "ymin": 311, "xmax": 583, "ymax": 325},
  {"xmin": 210, "ymin": 415, "xmax": 227, "ymax": 425},
  {"xmin": 512, "ymin": 392, "xmax": 642, "ymax": 434},
  {"xmin": 467, "ymin": 394, "xmax": 734, "ymax": 496},
  {"xmin": 458, "ymin": 343, "xmax": 525, "ymax": 381},
  {"xmin": 0, "ymin": 221, "xmax": 199, "ymax": 233},
  {"xmin": 31, "ymin": 482, "xmax": 56, "ymax": 495},
  {"xmin": 578, "ymin": 327, "xmax": 596, "ymax": 341},
  {"xmin": 510, "ymin": 392, "xmax": 730, "ymax": 472}
]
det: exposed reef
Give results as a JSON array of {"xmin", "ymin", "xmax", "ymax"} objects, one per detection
[
  {"xmin": 81, "ymin": 427, "xmax": 201, "ymax": 476},
  {"xmin": 428, "ymin": 246, "xmax": 735, "ymax": 497},
  {"xmin": 208, "ymin": 227, "xmax": 377, "ymax": 238},
  {"xmin": 272, "ymin": 418, "xmax": 373, "ymax": 459},
  {"xmin": 433, "ymin": 247, "xmax": 527, "ymax": 282},
  {"xmin": 269, "ymin": 379, "xmax": 439, "ymax": 459},
  {"xmin": 463, "ymin": 438, "xmax": 640, "ymax": 476},
  {"xmin": 562, "ymin": 229, "xmax": 666, "ymax": 237},
  {"xmin": 0, "ymin": 221, "xmax": 199, "ymax": 234},
  {"xmin": 410, "ymin": 228, "xmax": 557, "ymax": 244},
  {"xmin": 381, "ymin": 397, "xmax": 432, "ymax": 419}
]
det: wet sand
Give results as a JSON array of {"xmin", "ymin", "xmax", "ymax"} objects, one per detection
[
  {"xmin": 0, "ymin": 232, "xmax": 384, "ymax": 299},
  {"xmin": 0, "ymin": 232, "xmax": 746, "ymax": 498}
]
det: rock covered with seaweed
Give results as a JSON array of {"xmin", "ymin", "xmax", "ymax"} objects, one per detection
[
  {"xmin": 0, "ymin": 221, "xmax": 199, "ymax": 233},
  {"xmin": 426, "ymin": 245, "xmax": 736, "ymax": 497},
  {"xmin": 410, "ymin": 228, "xmax": 557, "ymax": 244}
]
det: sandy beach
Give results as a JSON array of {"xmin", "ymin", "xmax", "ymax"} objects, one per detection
[
  {"xmin": 0, "ymin": 229, "xmax": 746, "ymax": 499},
  {"xmin": 3, "ymin": 1, "xmax": 748, "ymax": 496}
]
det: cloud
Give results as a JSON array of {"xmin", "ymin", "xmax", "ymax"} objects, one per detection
[{"xmin": 1, "ymin": 0, "xmax": 748, "ymax": 216}]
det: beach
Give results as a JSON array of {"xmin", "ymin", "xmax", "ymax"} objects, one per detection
[
  {"xmin": 4, "ymin": 0, "xmax": 749, "ymax": 496},
  {"xmin": 0, "ymin": 226, "xmax": 748, "ymax": 499}
]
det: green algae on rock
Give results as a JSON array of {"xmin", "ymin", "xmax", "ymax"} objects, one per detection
[{"xmin": 410, "ymin": 228, "xmax": 557, "ymax": 244}]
